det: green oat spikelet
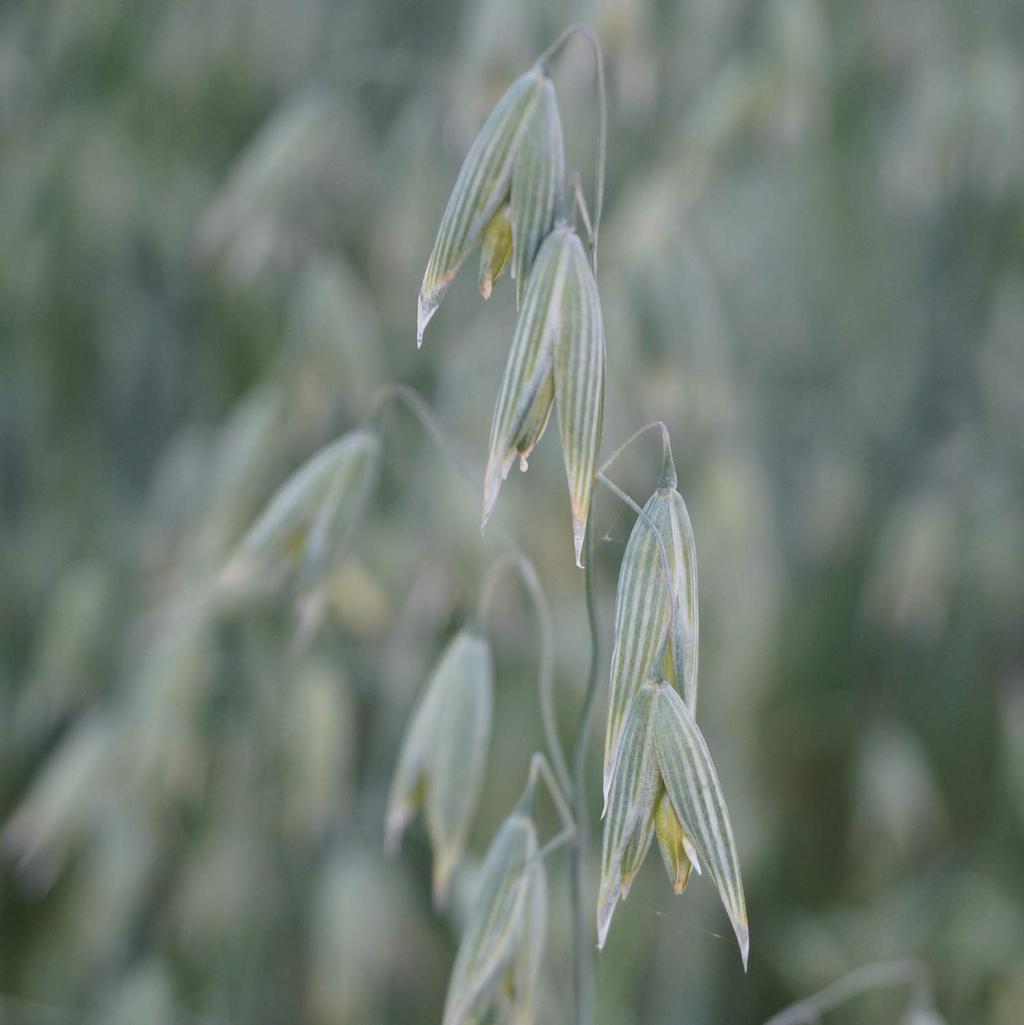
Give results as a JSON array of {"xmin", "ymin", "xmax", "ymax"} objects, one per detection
[
  {"xmin": 482, "ymin": 225, "xmax": 605, "ymax": 567},
  {"xmin": 597, "ymin": 682, "xmax": 659, "ymax": 948},
  {"xmin": 441, "ymin": 789, "xmax": 546, "ymax": 1025},
  {"xmin": 418, "ymin": 67, "xmax": 563, "ymax": 344},
  {"xmin": 504, "ymin": 836, "xmax": 547, "ymax": 1025},
  {"xmin": 224, "ymin": 428, "xmax": 379, "ymax": 594},
  {"xmin": 598, "ymin": 679, "xmax": 748, "ymax": 968},
  {"xmin": 509, "ymin": 74, "xmax": 564, "ymax": 307},
  {"xmin": 385, "ymin": 629, "xmax": 494, "ymax": 908},
  {"xmin": 653, "ymin": 681, "xmax": 748, "ymax": 968},
  {"xmin": 603, "ymin": 448, "xmax": 699, "ymax": 805}
]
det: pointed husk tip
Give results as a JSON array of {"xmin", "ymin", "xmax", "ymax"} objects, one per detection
[
  {"xmin": 596, "ymin": 878, "xmax": 618, "ymax": 950},
  {"xmin": 480, "ymin": 449, "xmax": 516, "ymax": 535},
  {"xmin": 417, "ymin": 285, "xmax": 445, "ymax": 347},
  {"xmin": 572, "ymin": 512, "xmax": 586, "ymax": 569},
  {"xmin": 737, "ymin": 920, "xmax": 750, "ymax": 971}
]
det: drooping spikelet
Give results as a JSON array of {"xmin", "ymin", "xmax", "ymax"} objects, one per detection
[
  {"xmin": 598, "ymin": 679, "xmax": 748, "ymax": 969},
  {"xmin": 386, "ymin": 628, "xmax": 494, "ymax": 907},
  {"xmin": 418, "ymin": 68, "xmax": 564, "ymax": 344},
  {"xmin": 482, "ymin": 225, "xmax": 605, "ymax": 567}
]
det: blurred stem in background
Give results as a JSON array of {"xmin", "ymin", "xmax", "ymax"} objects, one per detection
[
  {"xmin": 478, "ymin": 553, "xmax": 570, "ymax": 797},
  {"xmin": 763, "ymin": 958, "xmax": 934, "ymax": 1025}
]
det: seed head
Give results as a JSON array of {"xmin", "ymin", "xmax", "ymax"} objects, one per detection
[
  {"xmin": 598, "ymin": 679, "xmax": 748, "ymax": 969},
  {"xmin": 441, "ymin": 790, "xmax": 546, "ymax": 1025},
  {"xmin": 418, "ymin": 68, "xmax": 564, "ymax": 345},
  {"xmin": 603, "ymin": 455, "xmax": 698, "ymax": 805},
  {"xmin": 482, "ymin": 225, "xmax": 605, "ymax": 567},
  {"xmin": 222, "ymin": 428, "xmax": 380, "ymax": 595},
  {"xmin": 385, "ymin": 629, "xmax": 494, "ymax": 908}
]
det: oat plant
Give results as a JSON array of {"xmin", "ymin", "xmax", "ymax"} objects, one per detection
[
  {"xmin": 411, "ymin": 23, "xmax": 749, "ymax": 1022},
  {"xmin": 228, "ymin": 22, "xmax": 750, "ymax": 1025}
]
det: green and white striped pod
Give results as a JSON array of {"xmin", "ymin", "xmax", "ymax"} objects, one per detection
[
  {"xmin": 603, "ymin": 455, "xmax": 698, "ymax": 807},
  {"xmin": 418, "ymin": 67, "xmax": 564, "ymax": 344},
  {"xmin": 654, "ymin": 682, "xmax": 748, "ymax": 968},
  {"xmin": 598, "ymin": 679, "xmax": 749, "ymax": 969},
  {"xmin": 598, "ymin": 682, "xmax": 659, "ymax": 949},
  {"xmin": 442, "ymin": 802, "xmax": 545, "ymax": 1025},
  {"xmin": 482, "ymin": 225, "xmax": 605, "ymax": 568},
  {"xmin": 227, "ymin": 427, "xmax": 380, "ymax": 593},
  {"xmin": 385, "ymin": 629, "xmax": 494, "ymax": 908}
]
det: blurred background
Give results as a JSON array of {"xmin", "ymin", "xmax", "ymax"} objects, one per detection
[{"xmin": 2, "ymin": 0, "xmax": 1023, "ymax": 1022}]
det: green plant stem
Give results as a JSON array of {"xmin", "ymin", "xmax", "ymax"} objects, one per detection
[
  {"xmin": 370, "ymin": 382, "xmax": 480, "ymax": 494},
  {"xmin": 597, "ymin": 420, "xmax": 673, "ymax": 478},
  {"xmin": 568, "ymin": 514, "xmax": 600, "ymax": 1025},
  {"xmin": 373, "ymin": 383, "xmax": 577, "ymax": 801},
  {"xmin": 478, "ymin": 554, "xmax": 572, "ymax": 797},
  {"xmin": 762, "ymin": 959, "xmax": 932, "ymax": 1025},
  {"xmin": 527, "ymin": 752, "xmax": 577, "ymax": 859}
]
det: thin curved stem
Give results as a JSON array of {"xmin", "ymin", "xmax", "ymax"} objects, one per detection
[
  {"xmin": 763, "ymin": 959, "xmax": 933, "ymax": 1025},
  {"xmin": 598, "ymin": 420, "xmax": 674, "ymax": 480},
  {"xmin": 569, "ymin": 171, "xmax": 595, "ymax": 248},
  {"xmin": 568, "ymin": 513, "xmax": 600, "ymax": 1025},
  {"xmin": 528, "ymin": 752, "xmax": 577, "ymax": 859},
  {"xmin": 595, "ymin": 470, "xmax": 678, "ymax": 665},
  {"xmin": 371, "ymin": 383, "xmax": 525, "ymax": 554},
  {"xmin": 372, "ymin": 385, "xmax": 579, "ymax": 807},
  {"xmin": 478, "ymin": 554, "xmax": 572, "ymax": 797},
  {"xmin": 370, "ymin": 383, "xmax": 480, "ymax": 494},
  {"xmin": 536, "ymin": 23, "xmax": 606, "ymax": 271}
]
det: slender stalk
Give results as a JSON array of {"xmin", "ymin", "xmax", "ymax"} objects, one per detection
[
  {"xmin": 370, "ymin": 382, "xmax": 480, "ymax": 495},
  {"xmin": 568, "ymin": 514, "xmax": 600, "ymax": 1025},
  {"xmin": 372, "ymin": 382, "xmax": 526, "ymax": 554},
  {"xmin": 763, "ymin": 959, "xmax": 932, "ymax": 1025},
  {"xmin": 508, "ymin": 752, "xmax": 576, "ymax": 884},
  {"xmin": 569, "ymin": 171, "xmax": 595, "ymax": 248},
  {"xmin": 598, "ymin": 420, "xmax": 673, "ymax": 478},
  {"xmin": 372, "ymin": 385, "xmax": 576, "ymax": 816},
  {"xmin": 479, "ymin": 554, "xmax": 572, "ymax": 797},
  {"xmin": 528, "ymin": 752, "xmax": 577, "ymax": 859}
]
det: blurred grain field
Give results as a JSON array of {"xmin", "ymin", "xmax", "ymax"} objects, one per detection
[{"xmin": 2, "ymin": 1, "xmax": 1023, "ymax": 1023}]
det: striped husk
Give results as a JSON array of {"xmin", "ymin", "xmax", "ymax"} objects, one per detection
[
  {"xmin": 482, "ymin": 226, "xmax": 605, "ymax": 568},
  {"xmin": 509, "ymin": 76, "xmax": 564, "ymax": 307},
  {"xmin": 603, "ymin": 479, "xmax": 698, "ymax": 806},
  {"xmin": 598, "ymin": 681, "xmax": 748, "ymax": 969},
  {"xmin": 597, "ymin": 682, "xmax": 659, "ymax": 948},
  {"xmin": 654, "ymin": 682, "xmax": 748, "ymax": 968},
  {"xmin": 228, "ymin": 427, "xmax": 380, "ymax": 594},
  {"xmin": 441, "ymin": 810, "xmax": 544, "ymax": 1025},
  {"xmin": 552, "ymin": 229, "xmax": 605, "ymax": 567},
  {"xmin": 418, "ymin": 67, "xmax": 563, "ymax": 344}
]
